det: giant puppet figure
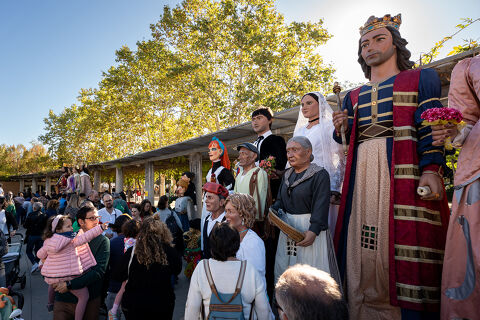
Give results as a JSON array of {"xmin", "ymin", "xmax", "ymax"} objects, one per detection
[
  {"xmin": 200, "ymin": 137, "xmax": 234, "ymax": 250},
  {"xmin": 332, "ymin": 14, "xmax": 450, "ymax": 318},
  {"xmin": 432, "ymin": 54, "xmax": 480, "ymax": 320},
  {"xmin": 205, "ymin": 137, "xmax": 234, "ymax": 190}
]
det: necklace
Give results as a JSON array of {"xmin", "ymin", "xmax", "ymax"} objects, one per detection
[
  {"xmin": 308, "ymin": 117, "xmax": 319, "ymax": 123},
  {"xmin": 239, "ymin": 228, "xmax": 248, "ymax": 234}
]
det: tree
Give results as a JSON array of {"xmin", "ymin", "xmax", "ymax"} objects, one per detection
[
  {"xmin": 0, "ymin": 143, "xmax": 55, "ymax": 177},
  {"xmin": 40, "ymin": 0, "xmax": 335, "ymax": 165},
  {"xmin": 418, "ymin": 18, "xmax": 479, "ymax": 65}
]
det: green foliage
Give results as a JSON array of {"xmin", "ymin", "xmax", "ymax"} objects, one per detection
[
  {"xmin": 39, "ymin": 0, "xmax": 334, "ymax": 167},
  {"xmin": 448, "ymin": 39, "xmax": 479, "ymax": 56},
  {"xmin": 419, "ymin": 18, "xmax": 479, "ymax": 65},
  {"xmin": 0, "ymin": 143, "xmax": 55, "ymax": 177},
  {"xmin": 444, "ymin": 149, "xmax": 460, "ymax": 190}
]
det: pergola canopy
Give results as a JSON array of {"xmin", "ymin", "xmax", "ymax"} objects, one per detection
[{"xmin": 9, "ymin": 47, "xmax": 479, "ymax": 180}]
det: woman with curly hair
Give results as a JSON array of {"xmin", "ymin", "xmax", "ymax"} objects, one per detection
[
  {"xmin": 225, "ymin": 193, "xmax": 266, "ymax": 286},
  {"xmin": 114, "ymin": 215, "xmax": 182, "ymax": 319}
]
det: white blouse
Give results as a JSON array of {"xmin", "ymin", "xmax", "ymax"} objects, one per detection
[{"xmin": 237, "ymin": 230, "xmax": 266, "ymax": 281}]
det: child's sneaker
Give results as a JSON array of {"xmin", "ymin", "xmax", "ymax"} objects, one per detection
[
  {"xmin": 46, "ymin": 303, "xmax": 54, "ymax": 312},
  {"xmin": 108, "ymin": 310, "xmax": 118, "ymax": 320}
]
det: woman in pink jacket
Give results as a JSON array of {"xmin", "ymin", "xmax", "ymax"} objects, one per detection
[{"xmin": 37, "ymin": 215, "xmax": 107, "ymax": 319}]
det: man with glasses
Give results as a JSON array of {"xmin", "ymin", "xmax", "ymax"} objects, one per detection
[
  {"xmin": 275, "ymin": 264, "xmax": 347, "ymax": 320},
  {"xmin": 98, "ymin": 193, "xmax": 122, "ymax": 238},
  {"xmin": 52, "ymin": 205, "xmax": 110, "ymax": 319}
]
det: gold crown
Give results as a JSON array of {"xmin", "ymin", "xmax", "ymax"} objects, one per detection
[{"xmin": 359, "ymin": 14, "xmax": 402, "ymax": 36}]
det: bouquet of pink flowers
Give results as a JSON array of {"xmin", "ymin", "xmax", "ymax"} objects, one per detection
[
  {"xmin": 421, "ymin": 107, "xmax": 465, "ymax": 150},
  {"xmin": 259, "ymin": 156, "xmax": 276, "ymax": 176}
]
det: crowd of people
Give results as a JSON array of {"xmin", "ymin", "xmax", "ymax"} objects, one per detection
[{"xmin": 0, "ymin": 12, "xmax": 478, "ymax": 320}]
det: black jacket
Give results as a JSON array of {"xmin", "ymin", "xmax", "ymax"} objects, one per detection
[
  {"xmin": 258, "ymin": 134, "xmax": 287, "ymax": 198},
  {"xmin": 116, "ymin": 243, "xmax": 182, "ymax": 314},
  {"xmin": 24, "ymin": 210, "xmax": 47, "ymax": 237},
  {"xmin": 258, "ymin": 134, "xmax": 287, "ymax": 170}
]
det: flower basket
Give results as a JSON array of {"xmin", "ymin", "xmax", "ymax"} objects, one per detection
[{"xmin": 421, "ymin": 108, "xmax": 465, "ymax": 150}]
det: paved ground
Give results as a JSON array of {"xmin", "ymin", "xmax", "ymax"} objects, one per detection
[{"xmin": 12, "ymin": 227, "xmax": 190, "ymax": 320}]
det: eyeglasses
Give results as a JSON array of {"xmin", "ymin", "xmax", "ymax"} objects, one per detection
[{"xmin": 85, "ymin": 216, "xmax": 100, "ymax": 221}]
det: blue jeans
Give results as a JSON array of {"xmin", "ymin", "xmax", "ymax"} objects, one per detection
[{"xmin": 26, "ymin": 235, "xmax": 43, "ymax": 265}]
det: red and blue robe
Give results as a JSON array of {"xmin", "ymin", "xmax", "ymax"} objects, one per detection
[{"xmin": 333, "ymin": 68, "xmax": 450, "ymax": 314}]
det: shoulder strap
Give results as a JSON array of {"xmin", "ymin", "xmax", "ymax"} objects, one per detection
[
  {"xmin": 204, "ymin": 259, "xmax": 222, "ymax": 302},
  {"xmin": 127, "ymin": 245, "xmax": 135, "ymax": 276},
  {"xmin": 249, "ymin": 168, "xmax": 260, "ymax": 196},
  {"xmin": 249, "ymin": 169, "xmax": 263, "ymax": 220},
  {"xmin": 203, "ymin": 260, "xmax": 247, "ymax": 304},
  {"xmin": 232, "ymin": 260, "xmax": 247, "ymax": 302}
]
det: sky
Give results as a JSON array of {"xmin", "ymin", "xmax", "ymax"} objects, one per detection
[{"xmin": 0, "ymin": 0, "xmax": 478, "ymax": 146}]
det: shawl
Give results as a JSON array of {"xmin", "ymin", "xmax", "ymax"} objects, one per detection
[{"xmin": 283, "ymin": 163, "xmax": 323, "ymax": 195}]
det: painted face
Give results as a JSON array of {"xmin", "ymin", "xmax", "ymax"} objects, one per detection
[
  {"xmin": 225, "ymin": 202, "xmax": 242, "ymax": 229},
  {"xmin": 59, "ymin": 219, "xmax": 73, "ymax": 233},
  {"xmin": 286, "ymin": 141, "xmax": 311, "ymax": 168},
  {"xmin": 208, "ymin": 141, "xmax": 223, "ymax": 161},
  {"xmin": 251, "ymin": 114, "xmax": 271, "ymax": 134},
  {"xmin": 360, "ymin": 27, "xmax": 396, "ymax": 67},
  {"xmin": 237, "ymin": 147, "xmax": 256, "ymax": 167},
  {"xmin": 176, "ymin": 185, "xmax": 185, "ymax": 196},
  {"xmin": 205, "ymin": 192, "xmax": 223, "ymax": 213},
  {"xmin": 301, "ymin": 95, "xmax": 320, "ymax": 120}
]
